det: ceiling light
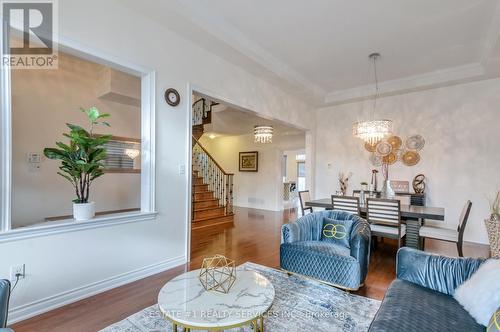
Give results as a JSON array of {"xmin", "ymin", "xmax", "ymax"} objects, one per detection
[
  {"xmin": 353, "ymin": 53, "xmax": 393, "ymax": 144},
  {"xmin": 254, "ymin": 125, "xmax": 273, "ymax": 143},
  {"xmin": 208, "ymin": 133, "xmax": 217, "ymax": 139}
]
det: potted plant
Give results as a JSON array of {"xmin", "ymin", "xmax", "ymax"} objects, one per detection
[
  {"xmin": 360, "ymin": 181, "xmax": 368, "ymax": 191},
  {"xmin": 44, "ymin": 107, "xmax": 111, "ymax": 221},
  {"xmin": 485, "ymin": 190, "xmax": 500, "ymax": 257}
]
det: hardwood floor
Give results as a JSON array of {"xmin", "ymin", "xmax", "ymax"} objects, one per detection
[{"xmin": 11, "ymin": 206, "xmax": 489, "ymax": 332}]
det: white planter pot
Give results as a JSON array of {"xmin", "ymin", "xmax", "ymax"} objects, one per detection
[{"xmin": 73, "ymin": 202, "xmax": 95, "ymax": 221}]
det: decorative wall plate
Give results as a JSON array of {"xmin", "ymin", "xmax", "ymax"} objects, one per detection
[
  {"xmin": 387, "ymin": 135, "xmax": 402, "ymax": 150},
  {"xmin": 402, "ymin": 150, "xmax": 420, "ymax": 166},
  {"xmin": 382, "ymin": 151, "xmax": 397, "ymax": 165},
  {"xmin": 405, "ymin": 135, "xmax": 425, "ymax": 151},
  {"xmin": 364, "ymin": 141, "xmax": 377, "ymax": 153},
  {"xmin": 369, "ymin": 153, "xmax": 382, "ymax": 167},
  {"xmin": 375, "ymin": 141, "xmax": 392, "ymax": 157}
]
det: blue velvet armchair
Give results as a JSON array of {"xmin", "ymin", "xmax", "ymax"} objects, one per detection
[
  {"xmin": 280, "ymin": 210, "xmax": 371, "ymax": 290},
  {"xmin": 369, "ymin": 248, "xmax": 485, "ymax": 332},
  {"xmin": 0, "ymin": 279, "xmax": 12, "ymax": 332}
]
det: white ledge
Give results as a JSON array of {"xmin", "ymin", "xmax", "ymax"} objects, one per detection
[{"xmin": 0, "ymin": 211, "xmax": 158, "ymax": 243}]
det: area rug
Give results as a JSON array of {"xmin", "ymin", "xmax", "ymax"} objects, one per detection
[{"xmin": 101, "ymin": 262, "xmax": 380, "ymax": 332}]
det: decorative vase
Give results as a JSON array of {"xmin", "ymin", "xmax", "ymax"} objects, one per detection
[
  {"xmin": 381, "ymin": 180, "xmax": 395, "ymax": 199},
  {"xmin": 485, "ymin": 216, "xmax": 500, "ymax": 258},
  {"xmin": 73, "ymin": 202, "xmax": 95, "ymax": 221}
]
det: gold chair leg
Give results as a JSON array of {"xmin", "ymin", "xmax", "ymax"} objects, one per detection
[{"xmin": 260, "ymin": 316, "xmax": 264, "ymax": 332}]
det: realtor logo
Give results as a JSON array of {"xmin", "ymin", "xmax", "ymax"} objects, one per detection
[{"xmin": 2, "ymin": 0, "xmax": 58, "ymax": 69}]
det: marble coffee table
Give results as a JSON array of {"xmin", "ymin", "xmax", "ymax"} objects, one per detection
[{"xmin": 158, "ymin": 268, "xmax": 275, "ymax": 331}]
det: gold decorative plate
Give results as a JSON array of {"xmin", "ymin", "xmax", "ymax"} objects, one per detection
[
  {"xmin": 382, "ymin": 152, "xmax": 397, "ymax": 165},
  {"xmin": 405, "ymin": 135, "xmax": 425, "ymax": 151},
  {"xmin": 364, "ymin": 141, "xmax": 377, "ymax": 153},
  {"xmin": 375, "ymin": 141, "xmax": 392, "ymax": 157},
  {"xmin": 387, "ymin": 135, "xmax": 402, "ymax": 150},
  {"xmin": 402, "ymin": 150, "xmax": 420, "ymax": 166}
]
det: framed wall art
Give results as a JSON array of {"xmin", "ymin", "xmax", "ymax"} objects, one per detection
[{"xmin": 239, "ymin": 151, "xmax": 258, "ymax": 172}]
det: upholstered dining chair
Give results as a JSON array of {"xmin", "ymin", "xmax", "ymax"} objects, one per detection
[
  {"xmin": 419, "ymin": 200, "xmax": 472, "ymax": 257},
  {"xmin": 367, "ymin": 198, "xmax": 406, "ymax": 248},
  {"xmin": 331, "ymin": 195, "xmax": 361, "ymax": 215},
  {"xmin": 0, "ymin": 279, "xmax": 11, "ymax": 332},
  {"xmin": 298, "ymin": 190, "xmax": 313, "ymax": 215}
]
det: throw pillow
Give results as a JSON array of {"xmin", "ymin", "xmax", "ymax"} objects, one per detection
[
  {"xmin": 453, "ymin": 259, "xmax": 500, "ymax": 326},
  {"xmin": 488, "ymin": 307, "xmax": 500, "ymax": 332},
  {"xmin": 321, "ymin": 217, "xmax": 354, "ymax": 248}
]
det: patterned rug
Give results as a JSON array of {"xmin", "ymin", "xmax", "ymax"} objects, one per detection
[{"xmin": 102, "ymin": 262, "xmax": 380, "ymax": 332}]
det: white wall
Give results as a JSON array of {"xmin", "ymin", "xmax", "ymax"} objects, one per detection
[
  {"xmin": 314, "ymin": 78, "xmax": 500, "ymax": 244},
  {"xmin": 283, "ymin": 149, "xmax": 305, "ymax": 183},
  {"xmin": 11, "ymin": 52, "xmax": 141, "ymax": 228},
  {"xmin": 200, "ymin": 133, "xmax": 305, "ymax": 211},
  {"xmin": 0, "ymin": 0, "xmax": 314, "ymax": 323}
]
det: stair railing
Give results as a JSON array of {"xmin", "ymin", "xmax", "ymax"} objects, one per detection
[
  {"xmin": 192, "ymin": 98, "xmax": 206, "ymax": 126},
  {"xmin": 192, "ymin": 136, "xmax": 234, "ymax": 215},
  {"xmin": 192, "ymin": 98, "xmax": 218, "ymax": 126}
]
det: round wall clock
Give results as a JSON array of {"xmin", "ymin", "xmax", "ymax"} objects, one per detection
[{"xmin": 164, "ymin": 88, "xmax": 180, "ymax": 106}]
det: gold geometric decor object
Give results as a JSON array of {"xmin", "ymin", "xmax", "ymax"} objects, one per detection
[{"xmin": 199, "ymin": 254, "xmax": 236, "ymax": 294}]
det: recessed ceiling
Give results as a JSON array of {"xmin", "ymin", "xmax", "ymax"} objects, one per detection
[{"xmin": 121, "ymin": 0, "xmax": 500, "ymax": 105}]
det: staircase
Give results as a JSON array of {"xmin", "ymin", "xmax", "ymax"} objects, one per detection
[{"xmin": 191, "ymin": 98, "xmax": 234, "ymax": 229}]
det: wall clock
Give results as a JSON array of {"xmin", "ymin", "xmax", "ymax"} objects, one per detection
[{"xmin": 164, "ymin": 88, "xmax": 180, "ymax": 106}]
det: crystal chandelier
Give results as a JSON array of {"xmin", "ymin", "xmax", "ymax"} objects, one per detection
[
  {"xmin": 353, "ymin": 53, "xmax": 393, "ymax": 144},
  {"xmin": 254, "ymin": 125, "xmax": 273, "ymax": 143}
]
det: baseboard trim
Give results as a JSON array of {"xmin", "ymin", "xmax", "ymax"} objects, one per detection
[{"xmin": 8, "ymin": 255, "xmax": 186, "ymax": 324}]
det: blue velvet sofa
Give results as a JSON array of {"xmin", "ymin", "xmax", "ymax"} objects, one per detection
[
  {"xmin": 368, "ymin": 247, "xmax": 485, "ymax": 332},
  {"xmin": 280, "ymin": 210, "xmax": 371, "ymax": 290}
]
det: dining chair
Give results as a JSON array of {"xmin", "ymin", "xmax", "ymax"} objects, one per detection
[
  {"xmin": 331, "ymin": 195, "xmax": 360, "ymax": 215},
  {"xmin": 367, "ymin": 198, "xmax": 406, "ymax": 248},
  {"xmin": 419, "ymin": 200, "xmax": 472, "ymax": 257},
  {"xmin": 298, "ymin": 190, "xmax": 313, "ymax": 215}
]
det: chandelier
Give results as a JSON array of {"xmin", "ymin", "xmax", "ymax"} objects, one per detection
[
  {"xmin": 353, "ymin": 53, "xmax": 393, "ymax": 144},
  {"xmin": 254, "ymin": 125, "xmax": 273, "ymax": 143}
]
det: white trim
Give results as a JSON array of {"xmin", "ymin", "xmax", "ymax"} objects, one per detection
[
  {"xmin": 0, "ymin": 212, "xmax": 158, "ymax": 244},
  {"xmin": 185, "ymin": 83, "xmax": 194, "ymax": 262},
  {"xmin": 323, "ymin": 62, "xmax": 485, "ymax": 105},
  {"xmin": 0, "ymin": 15, "xmax": 12, "ymax": 232},
  {"xmin": 141, "ymin": 70, "xmax": 156, "ymax": 213},
  {"xmin": 0, "ymin": 34, "xmax": 157, "ymax": 234},
  {"xmin": 7, "ymin": 254, "xmax": 186, "ymax": 324}
]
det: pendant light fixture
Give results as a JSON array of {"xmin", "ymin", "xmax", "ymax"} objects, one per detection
[
  {"xmin": 352, "ymin": 53, "xmax": 393, "ymax": 145},
  {"xmin": 254, "ymin": 125, "xmax": 273, "ymax": 143}
]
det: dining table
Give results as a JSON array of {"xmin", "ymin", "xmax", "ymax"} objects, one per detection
[{"xmin": 305, "ymin": 198, "xmax": 445, "ymax": 249}]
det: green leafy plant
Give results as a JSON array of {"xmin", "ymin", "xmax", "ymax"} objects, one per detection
[
  {"xmin": 44, "ymin": 107, "xmax": 111, "ymax": 203},
  {"xmin": 360, "ymin": 182, "xmax": 368, "ymax": 186}
]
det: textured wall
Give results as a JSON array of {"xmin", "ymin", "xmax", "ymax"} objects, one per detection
[{"xmin": 315, "ymin": 78, "xmax": 500, "ymax": 244}]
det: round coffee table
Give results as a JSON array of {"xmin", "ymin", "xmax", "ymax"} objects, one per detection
[{"xmin": 158, "ymin": 268, "xmax": 275, "ymax": 331}]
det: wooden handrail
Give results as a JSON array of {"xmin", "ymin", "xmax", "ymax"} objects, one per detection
[{"xmin": 192, "ymin": 135, "xmax": 234, "ymax": 175}]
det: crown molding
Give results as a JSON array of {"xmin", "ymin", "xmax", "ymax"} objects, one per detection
[
  {"xmin": 172, "ymin": 1, "xmax": 326, "ymax": 102},
  {"xmin": 323, "ymin": 62, "xmax": 485, "ymax": 105}
]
